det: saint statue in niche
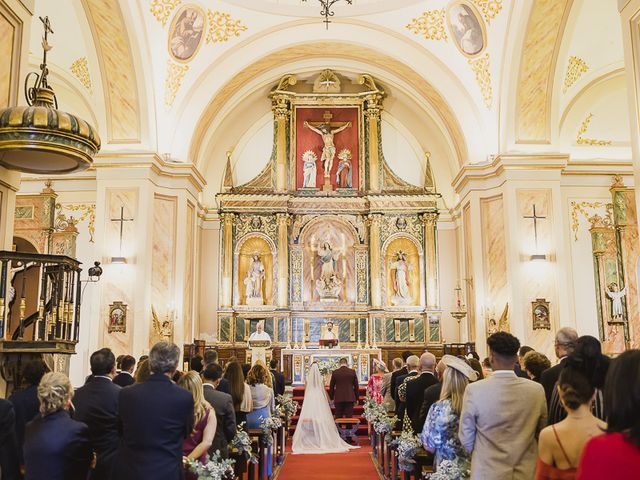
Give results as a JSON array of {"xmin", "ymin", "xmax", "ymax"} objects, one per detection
[
  {"xmin": 244, "ymin": 253, "xmax": 266, "ymax": 305},
  {"xmin": 390, "ymin": 251, "xmax": 412, "ymax": 305},
  {"xmin": 335, "ymin": 149, "xmax": 353, "ymax": 188},
  {"xmin": 302, "ymin": 150, "xmax": 318, "ymax": 188},
  {"xmin": 606, "ymin": 283, "xmax": 626, "ymax": 322},
  {"xmin": 311, "ymin": 238, "xmax": 344, "ymax": 300},
  {"xmin": 303, "ymin": 120, "xmax": 352, "ymax": 177}
]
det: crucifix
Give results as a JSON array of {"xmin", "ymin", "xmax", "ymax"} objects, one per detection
[
  {"xmin": 524, "ymin": 204, "xmax": 546, "ymax": 259},
  {"xmin": 111, "ymin": 206, "xmax": 134, "ymax": 261}
]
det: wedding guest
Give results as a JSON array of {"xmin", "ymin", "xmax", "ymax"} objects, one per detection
[
  {"xmin": 254, "ymin": 359, "xmax": 274, "ymax": 388},
  {"xmin": 203, "ymin": 349, "xmax": 231, "ymax": 394},
  {"xmin": 523, "ymin": 351, "xmax": 551, "ymax": 384},
  {"xmin": 246, "ymin": 364, "xmax": 275, "ymax": 477},
  {"xmin": 481, "ymin": 357, "xmax": 492, "ymax": 377},
  {"xmin": 405, "ymin": 353, "xmax": 437, "ymax": 433},
  {"xmin": 548, "ymin": 335, "xmax": 609, "ymax": 425},
  {"xmin": 270, "ymin": 359, "xmax": 285, "ymax": 397},
  {"xmin": 577, "ymin": 349, "xmax": 640, "ymax": 479},
  {"xmin": 178, "ymin": 371, "xmax": 217, "ymax": 479},
  {"xmin": 189, "ymin": 355, "xmax": 204, "ymax": 373},
  {"xmin": 536, "ymin": 359, "xmax": 606, "ymax": 480},
  {"xmin": 0, "ymin": 398, "xmax": 19, "ymax": 480},
  {"xmin": 73, "ymin": 348, "xmax": 121, "ymax": 480},
  {"xmin": 417, "ymin": 359, "xmax": 447, "ymax": 432},
  {"xmin": 112, "ymin": 341, "xmax": 194, "ymax": 480},
  {"xmin": 541, "ymin": 327, "xmax": 578, "ymax": 405},
  {"xmin": 366, "ymin": 359, "xmax": 386, "ymax": 404},
  {"xmin": 113, "ymin": 355, "xmax": 136, "ymax": 387},
  {"xmin": 115, "ymin": 355, "xmax": 124, "ymax": 373},
  {"xmin": 23, "ymin": 372, "xmax": 92, "ymax": 480},
  {"xmin": 224, "ymin": 361, "xmax": 252, "ymax": 427},
  {"xmin": 381, "ymin": 357, "xmax": 403, "ymax": 412},
  {"xmin": 391, "ymin": 350, "xmax": 413, "ymax": 402},
  {"xmin": 515, "ymin": 345, "xmax": 533, "ymax": 379},
  {"xmin": 201, "ymin": 363, "xmax": 236, "ymax": 458},
  {"xmin": 134, "ymin": 358, "xmax": 151, "ymax": 383},
  {"xmin": 242, "ymin": 363, "xmax": 251, "ymax": 379},
  {"xmin": 422, "ymin": 355, "xmax": 477, "ymax": 474},
  {"xmin": 138, "ymin": 354, "xmax": 148, "ymax": 364},
  {"xmin": 396, "ymin": 355, "xmax": 419, "ymax": 423},
  {"xmin": 459, "ymin": 332, "xmax": 547, "ymax": 480},
  {"xmin": 467, "ymin": 358, "xmax": 484, "ymax": 381},
  {"xmin": 172, "ymin": 370, "xmax": 184, "ymax": 383}
]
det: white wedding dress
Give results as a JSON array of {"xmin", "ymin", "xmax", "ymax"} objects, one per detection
[{"xmin": 291, "ymin": 363, "xmax": 359, "ymax": 454}]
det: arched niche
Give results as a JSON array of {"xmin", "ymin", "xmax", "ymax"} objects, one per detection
[
  {"xmin": 234, "ymin": 233, "xmax": 276, "ymax": 307},
  {"xmin": 382, "ymin": 233, "xmax": 424, "ymax": 307}
]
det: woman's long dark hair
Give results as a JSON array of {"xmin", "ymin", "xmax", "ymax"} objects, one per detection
[
  {"xmin": 604, "ymin": 349, "xmax": 640, "ymax": 446},
  {"xmin": 570, "ymin": 335, "xmax": 610, "ymax": 390},
  {"xmin": 223, "ymin": 361, "xmax": 245, "ymax": 410}
]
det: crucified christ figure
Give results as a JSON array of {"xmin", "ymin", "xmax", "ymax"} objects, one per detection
[{"xmin": 303, "ymin": 121, "xmax": 352, "ymax": 176}]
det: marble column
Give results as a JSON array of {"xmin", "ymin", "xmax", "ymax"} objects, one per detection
[
  {"xmin": 422, "ymin": 212, "xmax": 440, "ymax": 309},
  {"xmin": 364, "ymin": 95, "xmax": 383, "ymax": 193},
  {"xmin": 272, "ymin": 96, "xmax": 290, "ymax": 193},
  {"xmin": 368, "ymin": 214, "xmax": 382, "ymax": 309},
  {"xmin": 220, "ymin": 213, "xmax": 234, "ymax": 308},
  {"xmin": 276, "ymin": 213, "xmax": 289, "ymax": 308}
]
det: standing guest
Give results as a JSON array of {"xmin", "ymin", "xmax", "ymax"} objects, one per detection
[
  {"xmin": 541, "ymin": 327, "xmax": 578, "ymax": 405},
  {"xmin": 467, "ymin": 358, "xmax": 484, "ymax": 381},
  {"xmin": 189, "ymin": 355, "xmax": 204, "ymax": 373},
  {"xmin": 113, "ymin": 355, "xmax": 136, "ymax": 387},
  {"xmin": 201, "ymin": 364, "xmax": 236, "ymax": 458},
  {"xmin": 224, "ymin": 361, "xmax": 252, "ymax": 427},
  {"xmin": 536, "ymin": 359, "xmax": 606, "ymax": 479},
  {"xmin": 518, "ymin": 346, "xmax": 535, "ymax": 370},
  {"xmin": 459, "ymin": 332, "xmax": 547, "ymax": 480},
  {"xmin": 254, "ymin": 359, "xmax": 274, "ymax": 388},
  {"xmin": 178, "ymin": 372, "xmax": 217, "ymax": 479},
  {"xmin": 0, "ymin": 398, "xmax": 19, "ymax": 480},
  {"xmin": 381, "ymin": 357, "xmax": 403, "ymax": 412},
  {"xmin": 329, "ymin": 358, "xmax": 360, "ymax": 419},
  {"xmin": 203, "ymin": 349, "xmax": 231, "ymax": 395},
  {"xmin": 246, "ymin": 364, "xmax": 275, "ymax": 477},
  {"xmin": 417, "ymin": 359, "xmax": 447, "ymax": 432},
  {"xmin": 481, "ymin": 357, "xmax": 492, "ymax": 377},
  {"xmin": 112, "ymin": 341, "xmax": 194, "ymax": 480},
  {"xmin": 391, "ymin": 350, "xmax": 413, "ymax": 403},
  {"xmin": 241, "ymin": 363, "xmax": 251, "ymax": 379},
  {"xmin": 405, "ymin": 353, "xmax": 438, "ymax": 433},
  {"xmin": 577, "ymin": 349, "xmax": 640, "ymax": 479},
  {"xmin": 421, "ymin": 355, "xmax": 477, "ymax": 474},
  {"xmin": 115, "ymin": 355, "xmax": 125, "ymax": 373},
  {"xmin": 396, "ymin": 355, "xmax": 420, "ymax": 424},
  {"xmin": 73, "ymin": 348, "xmax": 121, "ymax": 480},
  {"xmin": 523, "ymin": 351, "xmax": 551, "ymax": 384},
  {"xmin": 23, "ymin": 372, "xmax": 92, "ymax": 480},
  {"xmin": 134, "ymin": 358, "xmax": 151, "ymax": 383},
  {"xmin": 8, "ymin": 358, "xmax": 48, "ymax": 467},
  {"xmin": 466, "ymin": 351, "xmax": 480, "ymax": 361},
  {"xmin": 269, "ymin": 359, "xmax": 285, "ymax": 397},
  {"xmin": 366, "ymin": 359, "xmax": 387, "ymax": 404}
]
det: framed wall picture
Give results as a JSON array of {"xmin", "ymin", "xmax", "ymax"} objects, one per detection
[
  {"xmin": 531, "ymin": 299, "xmax": 551, "ymax": 330},
  {"xmin": 108, "ymin": 301, "xmax": 127, "ymax": 333}
]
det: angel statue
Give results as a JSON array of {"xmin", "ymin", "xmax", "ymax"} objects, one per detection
[
  {"xmin": 152, "ymin": 305, "xmax": 174, "ymax": 341},
  {"xmin": 303, "ymin": 120, "xmax": 352, "ymax": 177},
  {"xmin": 606, "ymin": 283, "xmax": 626, "ymax": 320},
  {"xmin": 390, "ymin": 251, "xmax": 411, "ymax": 305}
]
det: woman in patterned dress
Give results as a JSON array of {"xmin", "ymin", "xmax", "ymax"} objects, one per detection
[{"xmin": 367, "ymin": 360, "xmax": 387, "ymax": 404}]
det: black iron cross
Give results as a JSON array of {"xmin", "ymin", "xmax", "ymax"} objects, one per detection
[
  {"xmin": 524, "ymin": 204, "xmax": 546, "ymax": 248},
  {"xmin": 111, "ymin": 206, "xmax": 134, "ymax": 253}
]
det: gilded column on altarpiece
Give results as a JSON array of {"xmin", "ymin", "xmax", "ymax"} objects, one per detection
[
  {"xmin": 276, "ymin": 213, "xmax": 290, "ymax": 307},
  {"xmin": 220, "ymin": 212, "xmax": 235, "ymax": 308},
  {"xmin": 368, "ymin": 213, "xmax": 382, "ymax": 309},
  {"xmin": 272, "ymin": 95, "xmax": 291, "ymax": 193},
  {"xmin": 422, "ymin": 212, "xmax": 439, "ymax": 309},
  {"xmin": 364, "ymin": 94, "xmax": 383, "ymax": 193}
]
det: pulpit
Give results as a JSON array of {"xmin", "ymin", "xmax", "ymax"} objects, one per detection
[{"xmin": 248, "ymin": 340, "xmax": 272, "ymax": 366}]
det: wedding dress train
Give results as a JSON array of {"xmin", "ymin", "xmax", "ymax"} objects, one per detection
[{"xmin": 291, "ymin": 363, "xmax": 359, "ymax": 454}]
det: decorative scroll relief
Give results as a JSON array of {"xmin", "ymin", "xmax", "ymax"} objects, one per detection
[
  {"xmin": 563, "ymin": 56, "xmax": 589, "ymax": 93},
  {"xmin": 292, "ymin": 214, "xmax": 366, "ymax": 244},
  {"xmin": 471, "ymin": 0, "xmax": 503, "ymax": 24},
  {"xmin": 406, "ymin": 9, "xmax": 448, "ymax": 41},
  {"xmin": 56, "ymin": 203, "xmax": 96, "ymax": 242},
  {"xmin": 355, "ymin": 250, "xmax": 368, "ymax": 304},
  {"xmin": 206, "ymin": 10, "xmax": 247, "ymax": 44},
  {"xmin": 570, "ymin": 201, "xmax": 613, "ymax": 241},
  {"xmin": 234, "ymin": 214, "xmax": 278, "ymax": 243},
  {"xmin": 291, "ymin": 248, "xmax": 303, "ymax": 304},
  {"xmin": 576, "ymin": 114, "xmax": 612, "ymax": 146},
  {"xmin": 380, "ymin": 215, "xmax": 423, "ymax": 246},
  {"xmin": 70, "ymin": 57, "xmax": 92, "ymax": 92},
  {"xmin": 164, "ymin": 60, "xmax": 188, "ymax": 107},
  {"xmin": 150, "ymin": 0, "xmax": 182, "ymax": 26},
  {"xmin": 469, "ymin": 53, "xmax": 493, "ymax": 108}
]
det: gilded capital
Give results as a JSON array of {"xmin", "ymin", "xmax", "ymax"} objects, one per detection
[
  {"xmin": 272, "ymin": 95, "xmax": 291, "ymax": 120},
  {"xmin": 367, "ymin": 213, "xmax": 382, "ymax": 226},
  {"xmin": 421, "ymin": 211, "xmax": 439, "ymax": 226},
  {"xmin": 364, "ymin": 94, "xmax": 383, "ymax": 120},
  {"xmin": 276, "ymin": 212, "xmax": 291, "ymax": 225},
  {"xmin": 220, "ymin": 212, "xmax": 235, "ymax": 224}
]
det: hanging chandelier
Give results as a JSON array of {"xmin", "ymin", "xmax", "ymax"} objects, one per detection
[
  {"xmin": 303, "ymin": 0, "xmax": 353, "ymax": 29},
  {"xmin": 0, "ymin": 17, "xmax": 100, "ymax": 175}
]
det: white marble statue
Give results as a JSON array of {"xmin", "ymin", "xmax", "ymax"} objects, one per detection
[
  {"xmin": 244, "ymin": 253, "xmax": 265, "ymax": 305},
  {"xmin": 303, "ymin": 121, "xmax": 352, "ymax": 177},
  {"xmin": 606, "ymin": 283, "xmax": 626, "ymax": 319},
  {"xmin": 390, "ymin": 251, "xmax": 412, "ymax": 305},
  {"xmin": 313, "ymin": 240, "xmax": 343, "ymax": 299},
  {"xmin": 302, "ymin": 150, "xmax": 317, "ymax": 188}
]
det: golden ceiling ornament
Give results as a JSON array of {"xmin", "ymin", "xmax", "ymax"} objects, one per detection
[
  {"xmin": 206, "ymin": 10, "xmax": 248, "ymax": 44},
  {"xmin": 150, "ymin": 0, "xmax": 183, "ymax": 26},
  {"xmin": 302, "ymin": 0, "xmax": 354, "ymax": 29},
  {"xmin": 468, "ymin": 53, "xmax": 493, "ymax": 109},
  {"xmin": 70, "ymin": 57, "xmax": 92, "ymax": 92},
  {"xmin": 164, "ymin": 60, "xmax": 189, "ymax": 108},
  {"xmin": 576, "ymin": 113, "xmax": 612, "ymax": 146},
  {"xmin": 563, "ymin": 55, "xmax": 589, "ymax": 93},
  {"xmin": 406, "ymin": 9, "xmax": 448, "ymax": 41},
  {"xmin": 0, "ymin": 17, "xmax": 100, "ymax": 174},
  {"xmin": 470, "ymin": 0, "xmax": 503, "ymax": 24}
]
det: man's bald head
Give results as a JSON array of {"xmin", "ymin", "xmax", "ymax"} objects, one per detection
[
  {"xmin": 420, "ymin": 352, "xmax": 436, "ymax": 372},
  {"xmin": 406, "ymin": 355, "xmax": 420, "ymax": 371}
]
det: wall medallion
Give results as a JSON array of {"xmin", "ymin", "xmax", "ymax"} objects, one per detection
[
  {"xmin": 168, "ymin": 5, "xmax": 205, "ymax": 62},
  {"xmin": 447, "ymin": 0, "xmax": 486, "ymax": 57}
]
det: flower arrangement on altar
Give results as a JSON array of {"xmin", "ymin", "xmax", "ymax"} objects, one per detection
[
  {"xmin": 260, "ymin": 415, "xmax": 283, "ymax": 447},
  {"xmin": 275, "ymin": 394, "xmax": 299, "ymax": 421},
  {"xmin": 186, "ymin": 451, "xmax": 235, "ymax": 480},
  {"xmin": 390, "ymin": 416, "xmax": 423, "ymax": 472},
  {"xmin": 316, "ymin": 358, "xmax": 340, "ymax": 376},
  {"xmin": 229, "ymin": 422, "xmax": 257, "ymax": 464}
]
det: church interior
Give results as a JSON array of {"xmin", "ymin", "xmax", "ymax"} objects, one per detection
[{"xmin": 1, "ymin": 0, "xmax": 640, "ymax": 477}]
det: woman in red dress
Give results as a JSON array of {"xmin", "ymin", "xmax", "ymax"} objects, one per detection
[{"xmin": 367, "ymin": 360, "xmax": 387, "ymax": 404}]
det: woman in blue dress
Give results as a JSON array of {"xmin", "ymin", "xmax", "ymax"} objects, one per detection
[
  {"xmin": 421, "ymin": 355, "xmax": 477, "ymax": 479},
  {"xmin": 246, "ymin": 363, "xmax": 275, "ymax": 476}
]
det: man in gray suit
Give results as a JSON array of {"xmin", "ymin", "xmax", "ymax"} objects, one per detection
[
  {"xmin": 201, "ymin": 363, "xmax": 236, "ymax": 459},
  {"xmin": 459, "ymin": 332, "xmax": 547, "ymax": 480}
]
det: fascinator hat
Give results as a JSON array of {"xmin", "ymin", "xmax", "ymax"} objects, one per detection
[
  {"xmin": 373, "ymin": 358, "xmax": 388, "ymax": 373},
  {"xmin": 441, "ymin": 354, "xmax": 478, "ymax": 381}
]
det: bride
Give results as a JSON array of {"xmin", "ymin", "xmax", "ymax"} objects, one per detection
[{"xmin": 292, "ymin": 362, "xmax": 359, "ymax": 454}]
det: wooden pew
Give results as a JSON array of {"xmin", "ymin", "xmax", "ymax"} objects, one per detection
[{"xmin": 336, "ymin": 418, "xmax": 360, "ymax": 444}]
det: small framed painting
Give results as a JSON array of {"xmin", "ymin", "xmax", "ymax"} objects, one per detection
[
  {"xmin": 532, "ymin": 299, "xmax": 551, "ymax": 330},
  {"xmin": 108, "ymin": 301, "xmax": 127, "ymax": 333}
]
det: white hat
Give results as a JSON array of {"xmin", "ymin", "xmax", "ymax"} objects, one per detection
[
  {"xmin": 441, "ymin": 354, "xmax": 478, "ymax": 381},
  {"xmin": 373, "ymin": 359, "xmax": 388, "ymax": 373}
]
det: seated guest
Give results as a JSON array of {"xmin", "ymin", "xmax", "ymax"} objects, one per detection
[
  {"xmin": 112, "ymin": 341, "xmax": 194, "ymax": 480},
  {"xmin": 380, "ymin": 357, "xmax": 403, "ymax": 412},
  {"xmin": 73, "ymin": 348, "xmax": 121, "ymax": 480},
  {"xmin": 422, "ymin": 355, "xmax": 477, "ymax": 474},
  {"xmin": 541, "ymin": 327, "xmax": 578, "ymax": 405},
  {"xmin": 134, "ymin": 358, "xmax": 151, "ymax": 383},
  {"xmin": 405, "ymin": 353, "xmax": 438, "ymax": 433},
  {"xmin": 201, "ymin": 364, "xmax": 236, "ymax": 458},
  {"xmin": 178, "ymin": 372, "xmax": 217, "ymax": 479},
  {"xmin": 537, "ymin": 359, "xmax": 606, "ymax": 480},
  {"xmin": 24, "ymin": 372, "xmax": 92, "ymax": 480},
  {"xmin": 189, "ymin": 355, "xmax": 204, "ymax": 373},
  {"xmin": 523, "ymin": 351, "xmax": 551, "ymax": 384},
  {"xmin": 224, "ymin": 361, "xmax": 252, "ymax": 427},
  {"xmin": 8, "ymin": 358, "xmax": 48, "ymax": 467},
  {"xmin": 417, "ymin": 359, "xmax": 447, "ymax": 432},
  {"xmin": 113, "ymin": 355, "xmax": 136, "ymax": 387},
  {"xmin": 366, "ymin": 359, "xmax": 387, "ymax": 404},
  {"xmin": 246, "ymin": 364, "xmax": 275, "ymax": 477},
  {"xmin": 203, "ymin": 349, "xmax": 231, "ymax": 394},
  {"xmin": 459, "ymin": 332, "xmax": 547, "ymax": 480},
  {"xmin": 577, "ymin": 349, "xmax": 640, "ymax": 479},
  {"xmin": 0, "ymin": 398, "xmax": 19, "ymax": 480},
  {"xmin": 269, "ymin": 359, "xmax": 285, "ymax": 397}
]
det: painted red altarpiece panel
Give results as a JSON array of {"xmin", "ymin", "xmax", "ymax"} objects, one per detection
[{"xmin": 295, "ymin": 107, "xmax": 359, "ymax": 191}]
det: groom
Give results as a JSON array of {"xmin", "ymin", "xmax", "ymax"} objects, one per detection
[{"xmin": 329, "ymin": 358, "xmax": 359, "ymax": 418}]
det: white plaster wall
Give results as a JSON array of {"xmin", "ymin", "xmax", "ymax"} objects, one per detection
[
  {"xmin": 198, "ymin": 223, "xmax": 220, "ymax": 341},
  {"xmin": 438, "ymin": 225, "xmax": 461, "ymax": 343}
]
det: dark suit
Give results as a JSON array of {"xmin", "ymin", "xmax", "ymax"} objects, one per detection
[
  {"xmin": 270, "ymin": 369, "xmax": 285, "ymax": 397},
  {"xmin": 217, "ymin": 377, "xmax": 231, "ymax": 395},
  {"xmin": 24, "ymin": 410, "xmax": 92, "ymax": 480},
  {"xmin": 73, "ymin": 376, "xmax": 121, "ymax": 480},
  {"xmin": 111, "ymin": 373, "xmax": 194, "ymax": 480},
  {"xmin": 329, "ymin": 365, "xmax": 359, "ymax": 418},
  {"xmin": 112, "ymin": 372, "xmax": 135, "ymax": 388},
  {"xmin": 391, "ymin": 366, "xmax": 408, "ymax": 403},
  {"xmin": 405, "ymin": 372, "xmax": 438, "ymax": 433},
  {"xmin": 8, "ymin": 384, "xmax": 39, "ymax": 465},
  {"xmin": 0, "ymin": 399, "xmax": 19, "ymax": 480},
  {"xmin": 540, "ymin": 358, "xmax": 567, "ymax": 406},
  {"xmin": 395, "ymin": 371, "xmax": 418, "ymax": 424},
  {"xmin": 417, "ymin": 382, "xmax": 442, "ymax": 432},
  {"xmin": 203, "ymin": 384, "xmax": 236, "ymax": 458}
]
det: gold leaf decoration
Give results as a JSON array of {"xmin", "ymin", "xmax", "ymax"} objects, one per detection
[
  {"xmin": 570, "ymin": 201, "xmax": 613, "ymax": 241},
  {"xmin": 563, "ymin": 55, "xmax": 589, "ymax": 93},
  {"xmin": 469, "ymin": 53, "xmax": 493, "ymax": 109},
  {"xmin": 406, "ymin": 9, "xmax": 448, "ymax": 41},
  {"xmin": 576, "ymin": 113, "xmax": 612, "ymax": 146},
  {"xmin": 471, "ymin": 0, "xmax": 503, "ymax": 24},
  {"xmin": 57, "ymin": 203, "xmax": 96, "ymax": 242},
  {"xmin": 150, "ymin": 0, "xmax": 182, "ymax": 26},
  {"xmin": 164, "ymin": 60, "xmax": 189, "ymax": 108},
  {"xmin": 206, "ymin": 10, "xmax": 247, "ymax": 44},
  {"xmin": 70, "ymin": 57, "xmax": 92, "ymax": 92}
]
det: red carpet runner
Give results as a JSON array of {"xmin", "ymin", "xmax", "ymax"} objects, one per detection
[{"xmin": 276, "ymin": 445, "xmax": 379, "ymax": 480}]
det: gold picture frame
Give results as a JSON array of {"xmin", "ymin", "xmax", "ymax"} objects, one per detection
[{"xmin": 108, "ymin": 301, "xmax": 127, "ymax": 333}]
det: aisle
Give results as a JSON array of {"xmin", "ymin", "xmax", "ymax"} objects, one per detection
[{"xmin": 276, "ymin": 445, "xmax": 380, "ymax": 480}]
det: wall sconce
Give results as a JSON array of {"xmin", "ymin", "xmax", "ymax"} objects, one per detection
[
  {"xmin": 530, "ymin": 253, "xmax": 547, "ymax": 261},
  {"xmin": 110, "ymin": 256, "xmax": 127, "ymax": 265}
]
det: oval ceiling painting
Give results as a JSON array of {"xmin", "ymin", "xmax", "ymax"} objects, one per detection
[
  {"xmin": 168, "ymin": 5, "xmax": 206, "ymax": 62},
  {"xmin": 447, "ymin": 0, "xmax": 486, "ymax": 57}
]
